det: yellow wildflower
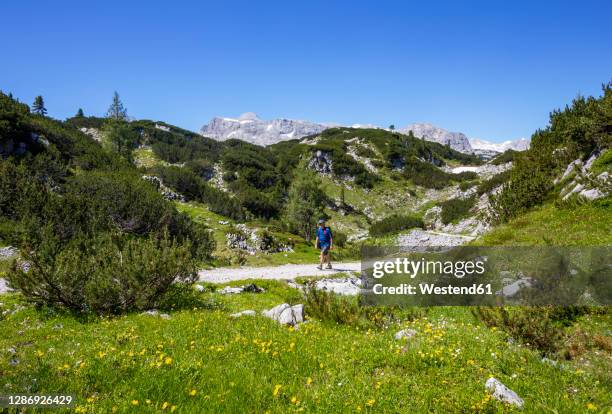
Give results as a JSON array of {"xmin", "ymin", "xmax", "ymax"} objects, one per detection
[
  {"xmin": 273, "ymin": 384, "xmax": 282, "ymax": 397},
  {"xmin": 165, "ymin": 357, "xmax": 173, "ymax": 365},
  {"xmin": 131, "ymin": 400, "xmax": 139, "ymax": 405},
  {"xmin": 189, "ymin": 389, "xmax": 197, "ymax": 396}
]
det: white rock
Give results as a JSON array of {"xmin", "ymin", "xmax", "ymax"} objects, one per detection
[
  {"xmin": 394, "ymin": 328, "xmax": 417, "ymax": 341},
  {"xmin": 579, "ymin": 188, "xmax": 604, "ymax": 200},
  {"xmin": 485, "ymin": 377, "xmax": 524, "ymax": 407},
  {"xmin": 219, "ymin": 286, "xmax": 244, "ymax": 295},
  {"xmin": 262, "ymin": 303, "xmax": 304, "ymax": 326},
  {"xmin": 194, "ymin": 285, "xmax": 206, "ymax": 292},
  {"xmin": 314, "ymin": 277, "xmax": 362, "ymax": 296},
  {"xmin": 583, "ymin": 152, "xmax": 599, "ymax": 171},
  {"xmin": 230, "ymin": 310, "xmax": 256, "ymax": 318}
]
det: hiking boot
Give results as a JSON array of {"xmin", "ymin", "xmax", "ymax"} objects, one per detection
[
  {"xmin": 326, "ymin": 264, "xmax": 332, "ymax": 269},
  {"xmin": 316, "ymin": 265, "xmax": 323, "ymax": 270}
]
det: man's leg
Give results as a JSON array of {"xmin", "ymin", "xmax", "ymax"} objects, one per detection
[
  {"xmin": 325, "ymin": 251, "xmax": 332, "ymax": 269},
  {"xmin": 317, "ymin": 249, "xmax": 324, "ymax": 269}
]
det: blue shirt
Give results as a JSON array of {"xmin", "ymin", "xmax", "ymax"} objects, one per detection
[{"xmin": 317, "ymin": 226, "xmax": 332, "ymax": 245}]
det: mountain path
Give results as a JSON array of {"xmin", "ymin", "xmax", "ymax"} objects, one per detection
[{"xmin": 198, "ymin": 262, "xmax": 361, "ymax": 284}]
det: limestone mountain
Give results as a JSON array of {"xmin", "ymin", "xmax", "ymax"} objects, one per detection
[
  {"xmin": 399, "ymin": 123, "xmax": 473, "ymax": 153},
  {"xmin": 200, "ymin": 112, "xmax": 330, "ymax": 146}
]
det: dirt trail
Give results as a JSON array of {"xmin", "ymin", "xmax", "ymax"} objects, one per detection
[{"xmin": 198, "ymin": 262, "xmax": 361, "ymax": 284}]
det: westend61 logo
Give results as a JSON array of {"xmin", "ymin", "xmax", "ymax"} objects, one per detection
[{"xmin": 361, "ymin": 246, "xmax": 611, "ymax": 307}]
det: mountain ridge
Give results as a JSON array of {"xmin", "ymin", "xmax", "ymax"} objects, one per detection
[{"xmin": 200, "ymin": 114, "xmax": 529, "ymax": 154}]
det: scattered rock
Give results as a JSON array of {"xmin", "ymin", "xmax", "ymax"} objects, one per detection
[
  {"xmin": 394, "ymin": 328, "xmax": 417, "ymax": 341},
  {"xmin": 579, "ymin": 188, "xmax": 604, "ymax": 200},
  {"xmin": 0, "ymin": 246, "xmax": 18, "ymax": 260},
  {"xmin": 219, "ymin": 286, "xmax": 244, "ymax": 295},
  {"xmin": 397, "ymin": 229, "xmax": 474, "ymax": 249},
  {"xmin": 286, "ymin": 280, "xmax": 303, "ymax": 291},
  {"xmin": 142, "ymin": 310, "xmax": 159, "ymax": 316},
  {"xmin": 142, "ymin": 309, "xmax": 170, "ymax": 319},
  {"xmin": 194, "ymin": 284, "xmax": 206, "ymax": 292},
  {"xmin": 230, "ymin": 310, "xmax": 257, "ymax": 318},
  {"xmin": 314, "ymin": 277, "xmax": 362, "ymax": 296},
  {"xmin": 79, "ymin": 127, "xmax": 103, "ymax": 142},
  {"xmin": 308, "ymin": 150, "xmax": 333, "ymax": 175},
  {"xmin": 141, "ymin": 175, "xmax": 185, "ymax": 202},
  {"xmin": 226, "ymin": 224, "xmax": 292, "ymax": 255},
  {"xmin": 485, "ymin": 377, "xmax": 524, "ymax": 407},
  {"xmin": 262, "ymin": 303, "xmax": 304, "ymax": 326},
  {"xmin": 243, "ymin": 283, "xmax": 265, "ymax": 293},
  {"xmin": 496, "ymin": 276, "xmax": 533, "ymax": 298}
]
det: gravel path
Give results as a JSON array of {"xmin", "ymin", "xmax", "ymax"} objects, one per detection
[{"xmin": 198, "ymin": 262, "xmax": 361, "ymax": 284}]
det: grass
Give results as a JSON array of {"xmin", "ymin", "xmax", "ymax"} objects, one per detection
[
  {"xmin": 1, "ymin": 282, "xmax": 610, "ymax": 413},
  {"xmin": 473, "ymin": 199, "xmax": 612, "ymax": 246},
  {"xmin": 133, "ymin": 147, "xmax": 166, "ymax": 169}
]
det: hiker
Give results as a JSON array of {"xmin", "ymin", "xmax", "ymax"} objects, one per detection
[{"xmin": 315, "ymin": 219, "xmax": 333, "ymax": 270}]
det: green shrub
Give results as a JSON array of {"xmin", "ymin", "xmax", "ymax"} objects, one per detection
[
  {"xmin": 369, "ymin": 214, "xmax": 424, "ymax": 237},
  {"xmin": 439, "ymin": 196, "xmax": 476, "ymax": 224},
  {"xmin": 8, "ymin": 233, "xmax": 196, "ymax": 314},
  {"xmin": 459, "ymin": 181, "xmax": 476, "ymax": 191},
  {"xmin": 472, "ymin": 306, "xmax": 594, "ymax": 355},
  {"xmin": 304, "ymin": 286, "xmax": 421, "ymax": 328},
  {"xmin": 491, "ymin": 149, "xmax": 519, "ymax": 165},
  {"xmin": 473, "ymin": 307, "xmax": 563, "ymax": 355},
  {"xmin": 185, "ymin": 158, "xmax": 215, "ymax": 180}
]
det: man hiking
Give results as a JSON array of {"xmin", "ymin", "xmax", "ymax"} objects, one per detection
[{"xmin": 315, "ymin": 219, "xmax": 333, "ymax": 270}]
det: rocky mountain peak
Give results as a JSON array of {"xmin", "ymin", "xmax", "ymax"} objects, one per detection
[
  {"xmin": 400, "ymin": 123, "xmax": 473, "ymax": 153},
  {"xmin": 238, "ymin": 112, "xmax": 260, "ymax": 121}
]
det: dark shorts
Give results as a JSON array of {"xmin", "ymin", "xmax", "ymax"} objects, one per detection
[{"xmin": 320, "ymin": 244, "xmax": 330, "ymax": 255}]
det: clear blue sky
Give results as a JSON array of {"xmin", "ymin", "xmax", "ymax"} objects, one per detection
[{"xmin": 1, "ymin": 0, "xmax": 611, "ymax": 141}]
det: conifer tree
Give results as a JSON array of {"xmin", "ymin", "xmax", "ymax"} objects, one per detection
[{"xmin": 32, "ymin": 95, "xmax": 47, "ymax": 115}]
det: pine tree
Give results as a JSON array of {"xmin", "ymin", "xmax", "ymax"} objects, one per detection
[
  {"xmin": 32, "ymin": 95, "xmax": 47, "ymax": 116},
  {"xmin": 106, "ymin": 91, "xmax": 127, "ymax": 120},
  {"xmin": 389, "ymin": 124, "xmax": 395, "ymax": 131},
  {"xmin": 76, "ymin": 108, "xmax": 84, "ymax": 117}
]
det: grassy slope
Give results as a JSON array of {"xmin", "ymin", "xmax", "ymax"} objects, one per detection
[
  {"xmin": 1, "ymin": 283, "xmax": 610, "ymax": 413},
  {"xmin": 474, "ymin": 200, "xmax": 612, "ymax": 246}
]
